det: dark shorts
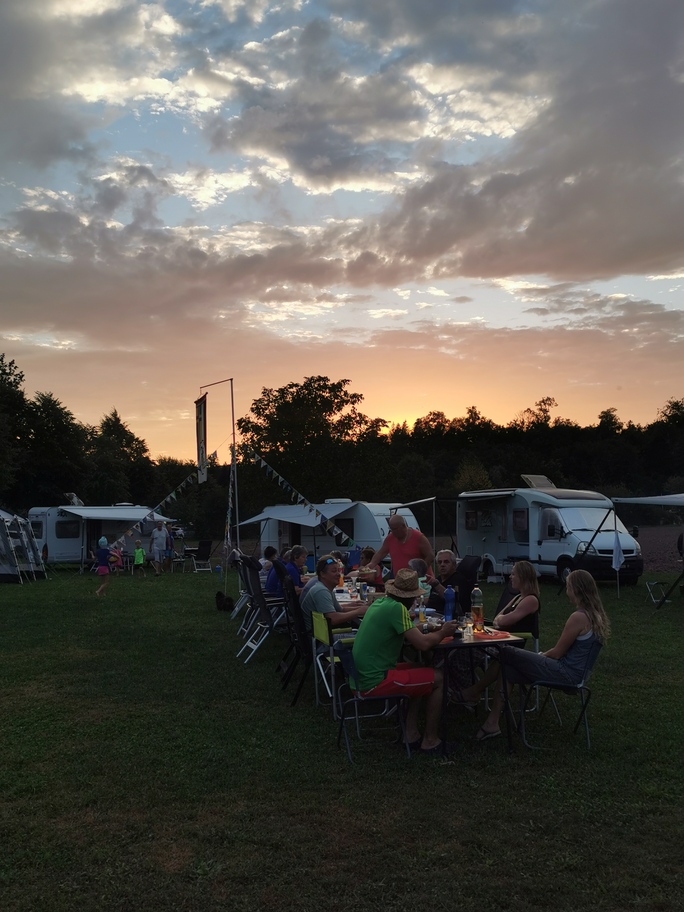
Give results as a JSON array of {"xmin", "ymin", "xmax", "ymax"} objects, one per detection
[{"xmin": 360, "ymin": 662, "xmax": 435, "ymax": 698}]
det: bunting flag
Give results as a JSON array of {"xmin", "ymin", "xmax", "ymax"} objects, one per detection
[
  {"xmin": 112, "ymin": 469, "xmax": 200, "ymax": 548},
  {"xmin": 244, "ymin": 446, "xmax": 360, "ymax": 549}
]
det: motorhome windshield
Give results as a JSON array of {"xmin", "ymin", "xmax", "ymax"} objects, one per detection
[{"xmin": 557, "ymin": 507, "xmax": 628, "ymax": 534}]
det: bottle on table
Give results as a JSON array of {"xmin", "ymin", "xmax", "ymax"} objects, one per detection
[
  {"xmin": 465, "ymin": 613, "xmax": 474, "ymax": 640},
  {"xmin": 471, "ymin": 585, "xmax": 484, "ymax": 632},
  {"xmin": 443, "ymin": 585, "xmax": 456, "ymax": 622}
]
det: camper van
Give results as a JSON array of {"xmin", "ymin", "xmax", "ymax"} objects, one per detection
[
  {"xmin": 240, "ymin": 499, "xmax": 419, "ymax": 561},
  {"xmin": 28, "ymin": 505, "xmax": 173, "ymax": 566},
  {"xmin": 457, "ymin": 477, "xmax": 643, "ymax": 583}
]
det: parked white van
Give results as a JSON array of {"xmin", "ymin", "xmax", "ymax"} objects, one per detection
[{"xmin": 457, "ymin": 476, "xmax": 643, "ymax": 583}]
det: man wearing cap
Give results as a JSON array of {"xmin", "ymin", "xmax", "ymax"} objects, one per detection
[
  {"xmin": 148, "ymin": 520, "xmax": 170, "ymax": 577},
  {"xmin": 366, "ymin": 514, "xmax": 434, "ymax": 578},
  {"xmin": 300, "ymin": 554, "xmax": 368, "ymax": 634},
  {"xmin": 351, "ymin": 568, "xmax": 458, "ymax": 754}
]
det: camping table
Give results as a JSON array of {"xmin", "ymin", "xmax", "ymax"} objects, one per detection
[{"xmin": 435, "ymin": 631, "xmax": 523, "ymax": 754}]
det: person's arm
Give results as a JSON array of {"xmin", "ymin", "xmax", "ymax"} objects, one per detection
[
  {"xmin": 328, "ymin": 603, "xmax": 367, "ymax": 627},
  {"xmin": 404, "ymin": 620, "xmax": 458, "ymax": 652},
  {"xmin": 543, "ymin": 611, "xmax": 589, "ymax": 659},
  {"xmin": 494, "ymin": 595, "xmax": 539, "ymax": 629},
  {"xmin": 417, "ymin": 533, "xmax": 435, "ymax": 568},
  {"xmin": 366, "ymin": 538, "xmax": 390, "ymax": 571}
]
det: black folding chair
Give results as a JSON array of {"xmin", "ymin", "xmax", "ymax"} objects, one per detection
[
  {"xmin": 517, "ymin": 640, "xmax": 603, "ymax": 750},
  {"xmin": 334, "ymin": 640, "xmax": 412, "ymax": 763}
]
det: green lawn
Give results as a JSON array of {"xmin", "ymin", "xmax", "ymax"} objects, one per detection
[{"xmin": 0, "ymin": 568, "xmax": 682, "ymax": 911}]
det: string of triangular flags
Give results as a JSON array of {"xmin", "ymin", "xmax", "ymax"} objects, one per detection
[
  {"xmin": 111, "ymin": 465, "xmax": 210, "ymax": 548},
  {"xmin": 245, "ymin": 446, "xmax": 360, "ymax": 549}
]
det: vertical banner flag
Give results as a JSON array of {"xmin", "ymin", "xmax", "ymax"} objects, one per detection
[
  {"xmin": 611, "ymin": 530, "xmax": 624, "ymax": 572},
  {"xmin": 195, "ymin": 393, "xmax": 208, "ymax": 484}
]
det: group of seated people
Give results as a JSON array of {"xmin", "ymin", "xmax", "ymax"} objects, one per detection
[{"xmin": 255, "ymin": 517, "xmax": 611, "ymax": 755}]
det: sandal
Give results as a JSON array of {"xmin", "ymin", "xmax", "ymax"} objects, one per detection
[
  {"xmin": 450, "ymin": 689, "xmax": 478, "ymax": 709},
  {"xmin": 475, "ymin": 726, "xmax": 501, "ymax": 742}
]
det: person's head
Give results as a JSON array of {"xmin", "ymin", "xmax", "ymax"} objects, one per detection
[
  {"xmin": 511, "ymin": 561, "xmax": 540, "ymax": 598},
  {"xmin": 135, "ymin": 539, "xmax": 141, "ymax": 547},
  {"xmin": 264, "ymin": 546, "xmax": 277, "ymax": 561},
  {"xmin": 388, "ymin": 514, "xmax": 408, "ymax": 540},
  {"xmin": 280, "ymin": 549, "xmax": 292, "ymax": 563},
  {"xmin": 436, "ymin": 549, "xmax": 457, "ymax": 577},
  {"xmin": 384, "ymin": 568, "xmax": 423, "ymax": 607},
  {"xmin": 408, "ymin": 558, "xmax": 428, "ymax": 577},
  {"xmin": 98, "ymin": 536, "xmax": 108, "ymax": 547},
  {"xmin": 279, "ymin": 545, "xmax": 291, "ymax": 558},
  {"xmin": 290, "ymin": 545, "xmax": 308, "ymax": 567},
  {"xmin": 359, "ymin": 547, "xmax": 375, "ymax": 567},
  {"xmin": 566, "ymin": 569, "xmax": 611, "ymax": 642},
  {"xmin": 156, "ymin": 520, "xmax": 163, "ymax": 530},
  {"xmin": 330, "ymin": 550, "xmax": 343, "ymax": 561},
  {"xmin": 316, "ymin": 554, "xmax": 341, "ymax": 589}
]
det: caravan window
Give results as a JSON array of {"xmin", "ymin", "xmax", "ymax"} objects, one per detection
[
  {"xmin": 31, "ymin": 521, "xmax": 43, "ymax": 539},
  {"xmin": 540, "ymin": 509, "xmax": 562, "ymax": 540},
  {"xmin": 55, "ymin": 520, "xmax": 80, "ymax": 539}
]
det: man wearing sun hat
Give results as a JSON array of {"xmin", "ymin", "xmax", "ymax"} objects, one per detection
[{"xmin": 351, "ymin": 568, "xmax": 458, "ymax": 754}]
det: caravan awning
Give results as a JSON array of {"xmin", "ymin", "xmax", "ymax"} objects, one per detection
[
  {"xmin": 239, "ymin": 503, "xmax": 353, "ymax": 528},
  {"xmin": 60, "ymin": 506, "xmax": 173, "ymax": 522},
  {"xmin": 458, "ymin": 490, "xmax": 516, "ymax": 502},
  {"xmin": 613, "ymin": 495, "xmax": 684, "ymax": 507}
]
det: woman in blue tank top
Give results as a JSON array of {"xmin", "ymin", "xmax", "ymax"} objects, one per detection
[{"xmin": 472, "ymin": 569, "xmax": 610, "ymax": 741}]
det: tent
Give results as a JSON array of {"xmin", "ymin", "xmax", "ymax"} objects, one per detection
[{"xmin": 0, "ymin": 509, "xmax": 46, "ymax": 583}]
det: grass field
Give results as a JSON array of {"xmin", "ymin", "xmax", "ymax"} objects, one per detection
[{"xmin": 1, "ymin": 567, "xmax": 682, "ymax": 911}]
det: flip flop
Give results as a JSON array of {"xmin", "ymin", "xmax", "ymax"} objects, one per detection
[{"xmin": 475, "ymin": 727, "xmax": 501, "ymax": 742}]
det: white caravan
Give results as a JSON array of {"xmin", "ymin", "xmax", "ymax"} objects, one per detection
[
  {"xmin": 239, "ymin": 499, "xmax": 419, "ymax": 562},
  {"xmin": 457, "ymin": 476, "xmax": 643, "ymax": 583},
  {"xmin": 28, "ymin": 505, "xmax": 174, "ymax": 566}
]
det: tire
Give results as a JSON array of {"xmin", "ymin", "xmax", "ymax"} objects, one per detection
[{"xmin": 557, "ymin": 559, "xmax": 573, "ymax": 583}]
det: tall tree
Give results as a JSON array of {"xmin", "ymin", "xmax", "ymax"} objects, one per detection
[{"xmin": 0, "ymin": 355, "xmax": 29, "ymax": 506}]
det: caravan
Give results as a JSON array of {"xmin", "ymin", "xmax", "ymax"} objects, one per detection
[
  {"xmin": 457, "ymin": 476, "xmax": 643, "ymax": 583},
  {"xmin": 240, "ymin": 499, "xmax": 419, "ymax": 562},
  {"xmin": 0, "ymin": 510, "xmax": 46, "ymax": 583},
  {"xmin": 28, "ymin": 505, "xmax": 173, "ymax": 567}
]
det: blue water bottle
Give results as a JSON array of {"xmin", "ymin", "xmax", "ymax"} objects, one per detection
[{"xmin": 443, "ymin": 585, "xmax": 455, "ymax": 622}]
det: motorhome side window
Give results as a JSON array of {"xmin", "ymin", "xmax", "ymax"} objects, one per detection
[
  {"xmin": 465, "ymin": 511, "xmax": 477, "ymax": 531},
  {"xmin": 540, "ymin": 509, "xmax": 562, "ymax": 540},
  {"xmin": 55, "ymin": 520, "xmax": 81, "ymax": 539}
]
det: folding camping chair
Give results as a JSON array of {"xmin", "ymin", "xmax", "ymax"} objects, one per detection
[{"xmin": 191, "ymin": 540, "xmax": 213, "ymax": 572}]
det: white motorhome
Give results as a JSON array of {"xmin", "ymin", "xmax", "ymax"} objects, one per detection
[
  {"xmin": 28, "ymin": 505, "xmax": 174, "ymax": 566},
  {"xmin": 457, "ymin": 476, "xmax": 643, "ymax": 583},
  {"xmin": 239, "ymin": 499, "xmax": 419, "ymax": 562}
]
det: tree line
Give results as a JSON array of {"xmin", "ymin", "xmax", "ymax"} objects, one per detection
[{"xmin": 2, "ymin": 356, "xmax": 683, "ymax": 537}]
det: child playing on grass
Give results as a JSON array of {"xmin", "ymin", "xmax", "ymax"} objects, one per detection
[
  {"xmin": 93, "ymin": 536, "xmax": 112, "ymax": 597},
  {"xmin": 133, "ymin": 540, "xmax": 146, "ymax": 578}
]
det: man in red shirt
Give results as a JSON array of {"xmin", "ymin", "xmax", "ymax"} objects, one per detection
[{"xmin": 367, "ymin": 514, "xmax": 434, "ymax": 578}]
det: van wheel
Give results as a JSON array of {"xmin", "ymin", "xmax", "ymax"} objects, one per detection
[
  {"xmin": 482, "ymin": 560, "xmax": 493, "ymax": 578},
  {"xmin": 557, "ymin": 559, "xmax": 573, "ymax": 583}
]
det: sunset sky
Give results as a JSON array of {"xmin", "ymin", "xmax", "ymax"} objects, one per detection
[{"xmin": 2, "ymin": 0, "xmax": 683, "ymax": 463}]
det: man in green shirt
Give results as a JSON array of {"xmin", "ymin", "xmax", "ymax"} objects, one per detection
[{"xmin": 352, "ymin": 569, "xmax": 458, "ymax": 753}]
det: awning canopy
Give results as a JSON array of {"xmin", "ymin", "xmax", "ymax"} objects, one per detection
[
  {"xmin": 458, "ymin": 490, "xmax": 517, "ymax": 502},
  {"xmin": 60, "ymin": 506, "xmax": 173, "ymax": 522},
  {"xmin": 613, "ymin": 495, "xmax": 684, "ymax": 507},
  {"xmin": 239, "ymin": 503, "xmax": 354, "ymax": 528}
]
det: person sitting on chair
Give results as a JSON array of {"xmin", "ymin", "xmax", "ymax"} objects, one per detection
[
  {"xmin": 300, "ymin": 554, "xmax": 368, "ymax": 633},
  {"xmin": 465, "ymin": 568, "xmax": 610, "ymax": 742},
  {"xmin": 426, "ymin": 549, "xmax": 461, "ymax": 612},
  {"xmin": 351, "ymin": 569, "xmax": 458, "ymax": 754},
  {"xmin": 356, "ymin": 546, "xmax": 384, "ymax": 587},
  {"xmin": 448, "ymin": 560, "xmax": 540, "ymax": 706}
]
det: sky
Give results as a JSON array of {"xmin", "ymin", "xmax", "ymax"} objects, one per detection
[{"xmin": 1, "ymin": 0, "xmax": 684, "ymax": 463}]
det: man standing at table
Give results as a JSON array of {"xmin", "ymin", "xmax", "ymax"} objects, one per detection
[
  {"xmin": 366, "ymin": 514, "xmax": 434, "ymax": 578},
  {"xmin": 300, "ymin": 554, "xmax": 368, "ymax": 634},
  {"xmin": 351, "ymin": 569, "xmax": 458, "ymax": 754}
]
